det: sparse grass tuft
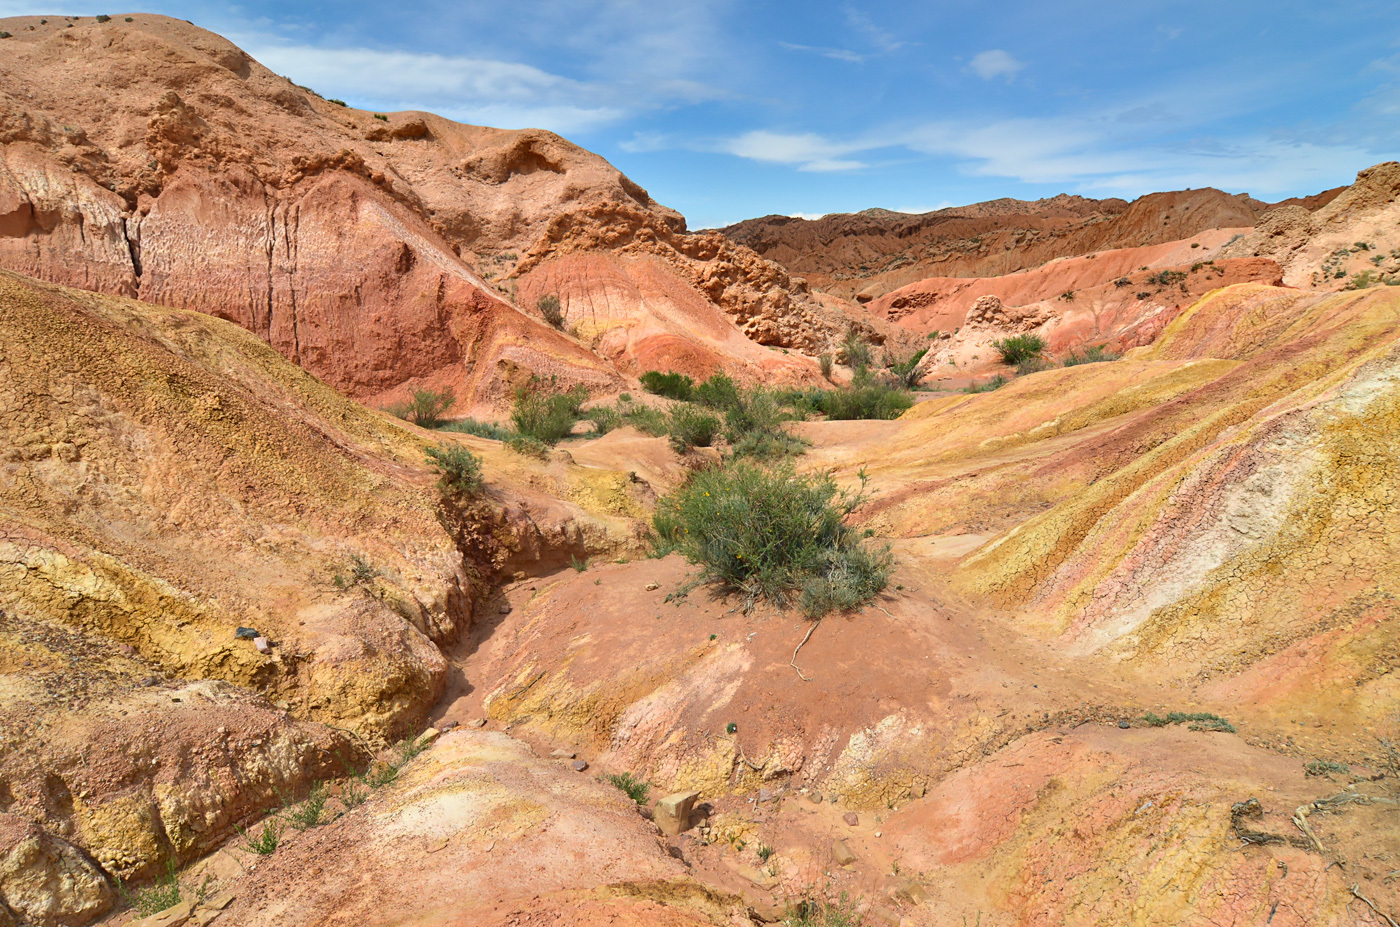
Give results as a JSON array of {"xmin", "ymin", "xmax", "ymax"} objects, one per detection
[
  {"xmin": 236, "ymin": 817, "xmax": 282, "ymax": 855},
  {"xmin": 605, "ymin": 772, "xmax": 651, "ymax": 803},
  {"xmin": 1062, "ymin": 344, "xmax": 1121, "ymax": 367},
  {"xmin": 886, "ymin": 348, "xmax": 928, "ymax": 389},
  {"xmin": 818, "ymin": 353, "xmax": 834, "ymax": 380},
  {"xmin": 757, "ymin": 844, "xmax": 774, "ymax": 862},
  {"xmin": 339, "ymin": 777, "xmax": 369, "ymax": 809},
  {"xmin": 439, "ymin": 418, "xmax": 513, "ymax": 441},
  {"xmin": 284, "ymin": 782, "xmax": 329, "ymax": 829},
  {"xmin": 117, "ymin": 859, "xmax": 182, "ymax": 917},
  {"xmin": 964, "ymin": 375, "xmax": 1008, "ymax": 394},
  {"xmin": 785, "ymin": 892, "xmax": 865, "ymax": 926}
]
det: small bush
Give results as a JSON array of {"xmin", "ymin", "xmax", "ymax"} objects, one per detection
[
  {"xmin": 511, "ymin": 379, "xmax": 588, "ymax": 444},
  {"xmin": 786, "ymin": 892, "xmax": 865, "ymax": 926},
  {"xmin": 425, "ymin": 444, "xmax": 484, "ymax": 497},
  {"xmin": 653, "ymin": 461, "xmax": 891, "ymax": 617},
  {"xmin": 1015, "ymin": 357, "xmax": 1053, "ymax": 376},
  {"xmin": 0, "ymin": 32, "xmax": 13, "ymax": 39},
  {"xmin": 236, "ymin": 818, "xmax": 282, "ymax": 855},
  {"xmin": 1062, "ymin": 344, "xmax": 1121, "ymax": 366},
  {"xmin": 964, "ymin": 375, "xmax": 1008, "ymax": 394},
  {"xmin": 373, "ymin": 114, "xmax": 388, "ymax": 121},
  {"xmin": 585, "ymin": 405, "xmax": 622, "ymax": 434},
  {"xmin": 1147, "ymin": 269, "xmax": 1187, "ymax": 287},
  {"xmin": 694, "ymin": 372, "xmax": 742, "ymax": 410},
  {"xmin": 667, "ymin": 403, "xmax": 722, "ymax": 452},
  {"xmin": 815, "ymin": 377, "xmax": 913, "ymax": 420},
  {"xmin": 439, "ymin": 418, "xmax": 513, "ymax": 441},
  {"xmin": 284, "ymin": 782, "xmax": 329, "ymax": 829},
  {"xmin": 730, "ymin": 428, "xmax": 810, "ymax": 460},
  {"xmin": 818, "ymin": 353, "xmax": 834, "ymax": 380},
  {"xmin": 388, "ymin": 387, "xmax": 456, "ymax": 428},
  {"xmin": 886, "ymin": 348, "xmax": 927, "ymax": 389},
  {"xmin": 569, "ymin": 554, "xmax": 589, "ymax": 572},
  {"xmin": 992, "ymin": 334, "xmax": 1046, "ymax": 366},
  {"xmin": 622, "ymin": 404, "xmax": 669, "ymax": 437},
  {"xmin": 95, "ymin": 14, "xmax": 111, "ymax": 22},
  {"xmin": 639, "ymin": 371, "xmax": 695, "ymax": 401},
  {"xmin": 328, "ymin": 98, "xmax": 347, "ymax": 106},
  {"xmin": 537, "ymin": 294, "xmax": 565, "ymax": 329},
  {"xmin": 756, "ymin": 844, "xmax": 774, "ymax": 862},
  {"xmin": 1059, "ymin": 289, "xmax": 1076, "ymax": 302},
  {"xmin": 840, "ymin": 329, "xmax": 874, "ymax": 372},
  {"xmin": 1113, "ymin": 276, "xmax": 1133, "ymax": 287},
  {"xmin": 1304, "ymin": 759, "xmax": 1350, "ymax": 778},
  {"xmin": 506, "ymin": 434, "xmax": 550, "ymax": 458},
  {"xmin": 1140, "ymin": 711, "xmax": 1235, "ymax": 733},
  {"xmin": 605, "ymin": 772, "xmax": 650, "ymax": 803},
  {"xmin": 339, "ymin": 777, "xmax": 369, "ymax": 809}
]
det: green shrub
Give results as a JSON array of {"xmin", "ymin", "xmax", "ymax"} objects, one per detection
[
  {"xmin": 840, "ymin": 329, "xmax": 874, "ymax": 372},
  {"xmin": 339, "ymin": 777, "xmax": 368, "ymax": 809},
  {"xmin": 328, "ymin": 98, "xmax": 347, "ymax": 106},
  {"xmin": 730, "ymin": 429, "xmax": 810, "ymax": 460},
  {"xmin": 1146, "ymin": 269, "xmax": 1187, "ymax": 287},
  {"xmin": 1015, "ymin": 357, "xmax": 1053, "ymax": 376},
  {"xmin": 639, "ymin": 371, "xmax": 695, "ymax": 401},
  {"xmin": 1062, "ymin": 344, "xmax": 1121, "ymax": 366},
  {"xmin": 694, "ymin": 372, "xmax": 742, "ymax": 410},
  {"xmin": 886, "ymin": 348, "xmax": 927, "ymax": 389},
  {"xmin": 814, "ymin": 377, "xmax": 913, "ymax": 420},
  {"xmin": 964, "ymin": 375, "xmax": 1008, "ymax": 394},
  {"xmin": 537, "ymin": 294, "xmax": 565, "ymax": 329},
  {"xmin": 95, "ymin": 14, "xmax": 111, "ymax": 22},
  {"xmin": 1140, "ymin": 711, "xmax": 1235, "ymax": 733},
  {"xmin": 667, "ymin": 404, "xmax": 722, "ymax": 452},
  {"xmin": 439, "ymin": 418, "xmax": 513, "ymax": 441},
  {"xmin": 511, "ymin": 380, "xmax": 587, "ymax": 444},
  {"xmin": 786, "ymin": 891, "xmax": 865, "ymax": 926},
  {"xmin": 506, "ymin": 434, "xmax": 550, "ymax": 458},
  {"xmin": 585, "ymin": 405, "xmax": 622, "ymax": 434},
  {"xmin": 992, "ymin": 334, "xmax": 1046, "ymax": 366},
  {"xmin": 373, "ymin": 113, "xmax": 388, "ymax": 121},
  {"xmin": 818, "ymin": 353, "xmax": 834, "ymax": 380},
  {"xmin": 622, "ymin": 404, "xmax": 669, "ymax": 436},
  {"xmin": 653, "ymin": 461, "xmax": 891, "ymax": 617},
  {"xmin": 425, "ymin": 444, "xmax": 484, "ymax": 496},
  {"xmin": 604, "ymin": 772, "xmax": 650, "ymax": 803},
  {"xmin": 1304, "ymin": 759, "xmax": 1350, "ymax": 778},
  {"xmin": 1059, "ymin": 289, "xmax": 1075, "ymax": 302},
  {"xmin": 387, "ymin": 387, "xmax": 456, "ymax": 428}
]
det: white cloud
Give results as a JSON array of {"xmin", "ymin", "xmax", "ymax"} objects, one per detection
[
  {"xmin": 968, "ymin": 49, "xmax": 1025, "ymax": 82},
  {"xmin": 780, "ymin": 41, "xmax": 866, "ymax": 63},
  {"xmin": 719, "ymin": 130, "xmax": 868, "ymax": 171},
  {"xmin": 789, "ymin": 212, "xmax": 828, "ymax": 220}
]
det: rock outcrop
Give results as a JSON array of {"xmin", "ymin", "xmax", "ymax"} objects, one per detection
[{"xmin": 0, "ymin": 14, "xmax": 846, "ymax": 408}]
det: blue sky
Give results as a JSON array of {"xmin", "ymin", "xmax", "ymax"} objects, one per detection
[{"xmin": 5, "ymin": 1, "xmax": 1399, "ymax": 228}]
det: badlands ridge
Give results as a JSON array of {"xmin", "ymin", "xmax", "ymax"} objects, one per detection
[{"xmin": 0, "ymin": 13, "xmax": 1397, "ymax": 927}]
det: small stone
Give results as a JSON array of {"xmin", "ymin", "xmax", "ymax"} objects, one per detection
[
  {"xmin": 908, "ymin": 782, "xmax": 926, "ymax": 799},
  {"xmin": 253, "ymin": 636, "xmax": 270, "ymax": 654},
  {"xmin": 1118, "ymin": 720, "xmax": 1131, "ymax": 729},
  {"xmin": 808, "ymin": 792, "xmax": 823, "ymax": 804},
  {"xmin": 892, "ymin": 880, "xmax": 930, "ymax": 905},
  {"xmin": 418, "ymin": 727, "xmax": 440, "ymax": 746},
  {"xmin": 654, "ymin": 790, "xmax": 701, "ymax": 836},
  {"xmin": 468, "ymin": 718, "xmax": 487, "ymax": 728},
  {"xmin": 843, "ymin": 812, "xmax": 859, "ymax": 826},
  {"xmin": 571, "ymin": 759, "xmax": 589, "ymax": 772},
  {"xmin": 645, "ymin": 582, "xmax": 660, "ymax": 591},
  {"xmin": 758, "ymin": 787, "xmax": 781, "ymax": 802},
  {"xmin": 550, "ymin": 749, "xmax": 576, "ymax": 759},
  {"xmin": 498, "ymin": 602, "xmax": 512, "ymax": 614},
  {"xmin": 234, "ymin": 627, "xmax": 259, "ymax": 639},
  {"xmin": 140, "ymin": 676, "xmax": 157, "ymax": 687},
  {"xmin": 441, "ymin": 721, "xmax": 459, "ymax": 731},
  {"xmin": 134, "ymin": 900, "xmax": 194, "ymax": 927},
  {"xmin": 831, "ymin": 838, "xmax": 857, "ymax": 865}
]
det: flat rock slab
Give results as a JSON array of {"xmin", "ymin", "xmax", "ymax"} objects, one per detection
[{"xmin": 831, "ymin": 839, "xmax": 857, "ymax": 866}]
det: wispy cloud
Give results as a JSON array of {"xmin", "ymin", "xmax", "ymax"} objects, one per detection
[
  {"xmin": 719, "ymin": 131, "xmax": 868, "ymax": 171},
  {"xmin": 780, "ymin": 41, "xmax": 866, "ymax": 63},
  {"xmin": 967, "ymin": 50, "xmax": 1025, "ymax": 82},
  {"xmin": 844, "ymin": 7, "xmax": 907, "ymax": 53}
]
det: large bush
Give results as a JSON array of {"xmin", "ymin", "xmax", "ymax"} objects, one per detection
[
  {"xmin": 387, "ymin": 387, "xmax": 456, "ymax": 428},
  {"xmin": 666, "ymin": 403, "xmax": 721, "ymax": 452},
  {"xmin": 814, "ymin": 377, "xmax": 913, "ymax": 420},
  {"xmin": 654, "ymin": 461, "xmax": 891, "ymax": 617},
  {"xmin": 510, "ymin": 380, "xmax": 587, "ymax": 444},
  {"xmin": 425, "ymin": 444, "xmax": 484, "ymax": 497},
  {"xmin": 639, "ymin": 371, "xmax": 694, "ymax": 401},
  {"xmin": 992, "ymin": 333, "xmax": 1046, "ymax": 366}
]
